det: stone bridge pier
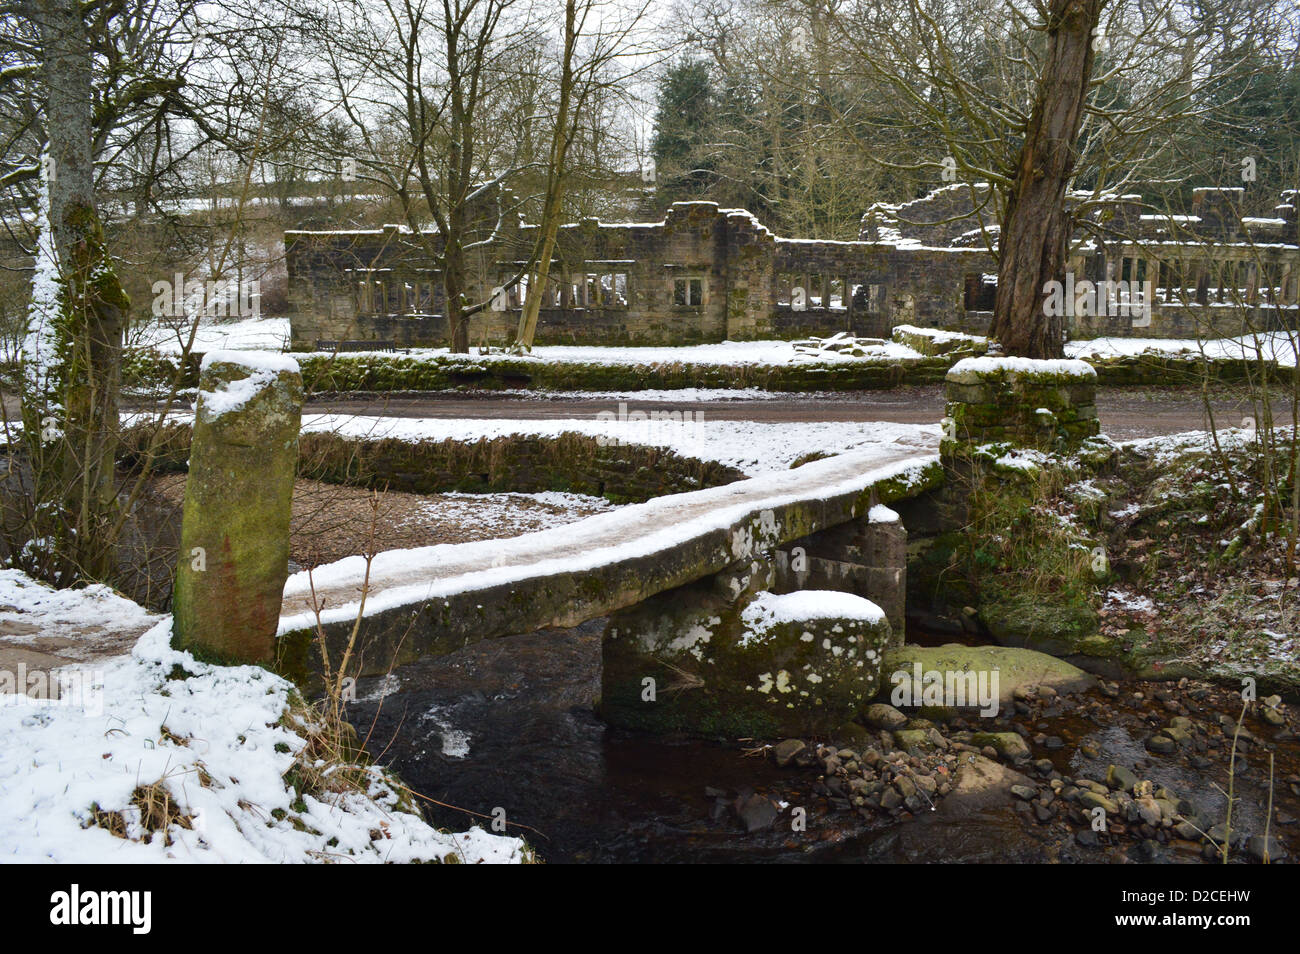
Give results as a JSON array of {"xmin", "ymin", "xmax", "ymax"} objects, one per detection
[{"xmin": 599, "ymin": 503, "xmax": 908, "ymax": 737}]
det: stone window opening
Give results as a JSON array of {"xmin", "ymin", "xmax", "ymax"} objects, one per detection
[
  {"xmin": 352, "ymin": 269, "xmax": 440, "ymax": 317},
  {"xmin": 962, "ymin": 273, "xmax": 994, "ymax": 311},
  {"xmin": 828, "ymin": 278, "xmax": 846, "ymax": 311},
  {"xmin": 673, "ymin": 276, "xmax": 704, "ymax": 307},
  {"xmin": 584, "ymin": 272, "xmax": 629, "ymax": 308}
]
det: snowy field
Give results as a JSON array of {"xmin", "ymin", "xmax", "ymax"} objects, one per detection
[
  {"xmin": 133, "ymin": 315, "xmax": 291, "ymax": 355},
  {"xmin": 1066, "ymin": 331, "xmax": 1300, "ymax": 367}
]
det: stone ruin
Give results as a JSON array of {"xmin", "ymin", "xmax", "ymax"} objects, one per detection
[{"xmin": 286, "ymin": 184, "xmax": 1300, "ymax": 351}]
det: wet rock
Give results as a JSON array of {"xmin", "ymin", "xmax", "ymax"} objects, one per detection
[
  {"xmin": 894, "ymin": 728, "xmax": 931, "ymax": 751},
  {"xmin": 773, "ymin": 738, "xmax": 806, "ymax": 768},
  {"xmin": 1206, "ymin": 824, "xmax": 1248, "ymax": 849},
  {"xmin": 1247, "ymin": 834, "xmax": 1287, "ymax": 863},
  {"xmin": 834, "ymin": 721, "xmax": 873, "ymax": 748},
  {"xmin": 1106, "ymin": 764, "xmax": 1139, "ymax": 793},
  {"xmin": 1010, "ymin": 784, "xmax": 1037, "ymax": 801},
  {"xmin": 1079, "ymin": 791, "xmax": 1118, "ymax": 814},
  {"xmin": 863, "ymin": 703, "xmax": 908, "ymax": 730},
  {"xmin": 1134, "ymin": 796, "xmax": 1162, "ymax": 828},
  {"xmin": 969, "ymin": 731, "xmax": 1031, "ymax": 763},
  {"xmin": 1174, "ymin": 819, "xmax": 1203, "ymax": 841},
  {"xmin": 737, "ymin": 793, "xmax": 779, "ymax": 832},
  {"xmin": 1145, "ymin": 734, "xmax": 1177, "ymax": 755},
  {"xmin": 1075, "ymin": 829, "xmax": 1100, "ymax": 848}
]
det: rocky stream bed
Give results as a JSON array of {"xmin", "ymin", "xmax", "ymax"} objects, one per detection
[{"xmin": 349, "ymin": 621, "xmax": 1298, "ymax": 864}]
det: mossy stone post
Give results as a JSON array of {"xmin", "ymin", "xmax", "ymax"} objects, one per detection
[
  {"xmin": 173, "ymin": 351, "xmax": 303, "ymax": 664},
  {"xmin": 936, "ymin": 356, "xmax": 1102, "ymax": 540},
  {"xmin": 943, "ymin": 356, "xmax": 1099, "ymax": 451}
]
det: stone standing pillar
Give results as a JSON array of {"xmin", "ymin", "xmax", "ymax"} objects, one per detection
[
  {"xmin": 944, "ymin": 357, "xmax": 1099, "ymax": 451},
  {"xmin": 173, "ymin": 351, "xmax": 303, "ymax": 664}
]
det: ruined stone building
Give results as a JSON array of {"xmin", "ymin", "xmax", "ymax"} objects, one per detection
[{"xmin": 285, "ymin": 184, "xmax": 1300, "ymax": 350}]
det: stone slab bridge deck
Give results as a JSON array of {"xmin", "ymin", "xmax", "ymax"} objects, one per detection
[{"xmin": 275, "ymin": 442, "xmax": 943, "ymax": 684}]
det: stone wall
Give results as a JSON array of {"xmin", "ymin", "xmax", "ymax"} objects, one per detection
[
  {"xmin": 286, "ymin": 202, "xmax": 999, "ymax": 349},
  {"xmin": 286, "ymin": 186, "xmax": 1300, "ymax": 350}
]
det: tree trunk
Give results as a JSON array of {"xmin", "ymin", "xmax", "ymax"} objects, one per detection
[
  {"xmin": 515, "ymin": 0, "xmax": 578, "ymax": 352},
  {"xmin": 25, "ymin": 0, "xmax": 128, "ymax": 583},
  {"xmin": 990, "ymin": 0, "xmax": 1105, "ymax": 359},
  {"xmin": 444, "ymin": 239, "xmax": 470, "ymax": 354}
]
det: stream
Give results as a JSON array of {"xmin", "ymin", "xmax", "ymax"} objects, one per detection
[{"xmin": 349, "ymin": 620, "xmax": 1299, "ymax": 864}]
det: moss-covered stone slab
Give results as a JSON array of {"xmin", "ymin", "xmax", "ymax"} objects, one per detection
[
  {"xmin": 879, "ymin": 643, "xmax": 1095, "ymax": 710},
  {"xmin": 979, "ymin": 600, "xmax": 1101, "ymax": 658},
  {"xmin": 277, "ymin": 446, "xmax": 942, "ymax": 685}
]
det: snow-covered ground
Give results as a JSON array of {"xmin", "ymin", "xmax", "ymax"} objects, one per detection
[
  {"xmin": 1066, "ymin": 331, "xmax": 1300, "ymax": 367},
  {"xmin": 0, "ymin": 571, "xmax": 526, "ymax": 863},
  {"xmin": 299, "ymin": 413, "xmax": 941, "ymax": 476},
  {"xmin": 397, "ymin": 491, "xmax": 620, "ymax": 537},
  {"xmin": 131, "ymin": 315, "xmax": 1300, "ymax": 372},
  {"xmin": 134, "ymin": 318, "xmax": 924, "ymax": 365},
  {"xmin": 133, "ymin": 315, "xmax": 290, "ymax": 355}
]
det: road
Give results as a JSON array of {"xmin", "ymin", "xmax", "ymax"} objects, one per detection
[{"xmin": 304, "ymin": 385, "xmax": 1290, "ymax": 441}]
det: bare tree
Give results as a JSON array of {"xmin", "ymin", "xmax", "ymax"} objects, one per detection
[
  {"xmin": 313, "ymin": 0, "xmax": 542, "ymax": 353},
  {"xmin": 19, "ymin": 0, "xmax": 130, "ymax": 582},
  {"xmin": 512, "ymin": 0, "xmax": 650, "ymax": 352}
]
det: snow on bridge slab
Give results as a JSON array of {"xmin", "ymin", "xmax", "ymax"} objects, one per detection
[{"xmin": 277, "ymin": 443, "xmax": 942, "ymax": 678}]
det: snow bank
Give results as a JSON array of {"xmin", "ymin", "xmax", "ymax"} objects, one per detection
[
  {"xmin": 741, "ymin": 590, "xmax": 886, "ymax": 629},
  {"xmin": 950, "ymin": 356, "xmax": 1097, "ymax": 378},
  {"xmin": 135, "ymin": 316, "xmax": 290, "ymax": 355},
  {"xmin": 0, "ymin": 575, "xmax": 525, "ymax": 864},
  {"xmin": 1065, "ymin": 332, "xmax": 1300, "ymax": 368}
]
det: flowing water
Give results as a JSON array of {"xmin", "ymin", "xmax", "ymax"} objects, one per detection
[{"xmin": 350, "ymin": 620, "xmax": 1300, "ymax": 864}]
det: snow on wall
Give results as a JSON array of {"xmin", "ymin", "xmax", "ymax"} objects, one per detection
[
  {"xmin": 21, "ymin": 152, "xmax": 65, "ymax": 442},
  {"xmin": 950, "ymin": 356, "xmax": 1097, "ymax": 378}
]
